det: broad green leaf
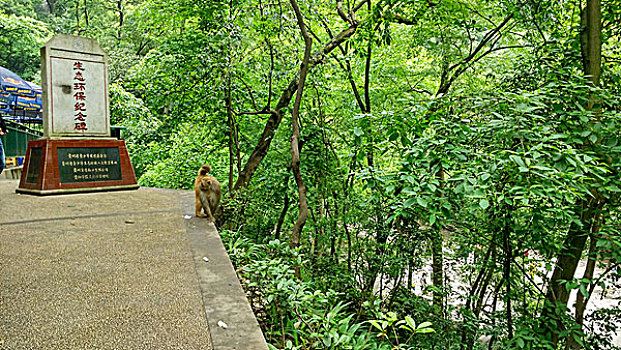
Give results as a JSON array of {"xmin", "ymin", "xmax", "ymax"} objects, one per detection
[
  {"xmin": 516, "ymin": 338, "xmax": 525, "ymax": 348},
  {"xmin": 417, "ymin": 197, "xmax": 428, "ymax": 208},
  {"xmin": 429, "ymin": 213, "xmax": 436, "ymax": 226},
  {"xmin": 479, "ymin": 199, "xmax": 490, "ymax": 210},
  {"xmin": 404, "ymin": 197, "xmax": 416, "ymax": 209},
  {"xmin": 417, "ymin": 322, "xmax": 433, "ymax": 329}
]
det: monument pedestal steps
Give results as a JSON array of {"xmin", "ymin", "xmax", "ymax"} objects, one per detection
[{"xmin": 17, "ymin": 138, "xmax": 138, "ymax": 195}]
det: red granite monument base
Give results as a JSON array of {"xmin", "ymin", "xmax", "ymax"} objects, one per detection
[{"xmin": 16, "ymin": 139, "xmax": 139, "ymax": 195}]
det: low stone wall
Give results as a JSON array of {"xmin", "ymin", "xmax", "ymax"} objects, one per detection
[{"xmin": 0, "ymin": 166, "xmax": 22, "ymax": 180}]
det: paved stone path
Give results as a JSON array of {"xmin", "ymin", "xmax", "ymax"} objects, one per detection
[{"xmin": 0, "ymin": 180, "xmax": 267, "ymax": 350}]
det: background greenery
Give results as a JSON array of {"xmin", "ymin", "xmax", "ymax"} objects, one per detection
[{"xmin": 2, "ymin": 0, "xmax": 620, "ymax": 349}]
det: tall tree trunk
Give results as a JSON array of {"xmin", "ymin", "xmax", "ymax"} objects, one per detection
[
  {"xmin": 503, "ymin": 205, "xmax": 513, "ymax": 340},
  {"xmin": 461, "ymin": 237, "xmax": 498, "ymax": 350},
  {"xmin": 46, "ymin": 0, "xmax": 56, "ymax": 15},
  {"xmin": 83, "ymin": 0, "xmax": 89, "ymax": 28},
  {"xmin": 580, "ymin": 0, "xmax": 602, "ymax": 89},
  {"xmin": 363, "ymin": 0, "xmax": 373, "ymax": 169},
  {"xmin": 431, "ymin": 231, "xmax": 444, "ymax": 309},
  {"xmin": 275, "ymin": 176, "xmax": 290, "ymax": 240},
  {"xmin": 117, "ymin": 0, "xmax": 124, "ymax": 40},
  {"xmin": 226, "ymin": 72, "xmax": 235, "ymax": 194},
  {"xmin": 431, "ymin": 164, "xmax": 445, "ymax": 312},
  {"xmin": 234, "ymin": 117, "xmax": 241, "ymax": 174},
  {"xmin": 543, "ymin": 200, "xmax": 598, "ymax": 346},
  {"xmin": 542, "ymin": 0, "xmax": 602, "ymax": 347},
  {"xmin": 232, "ymin": 24, "xmax": 359, "ymax": 192},
  {"xmin": 288, "ymin": 0, "xmax": 312, "ymax": 278},
  {"xmin": 75, "ymin": 1, "xmax": 80, "ymax": 33},
  {"xmin": 567, "ymin": 234, "xmax": 598, "ymax": 350}
]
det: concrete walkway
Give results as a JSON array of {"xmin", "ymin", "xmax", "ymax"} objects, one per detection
[{"xmin": 0, "ymin": 180, "xmax": 268, "ymax": 350}]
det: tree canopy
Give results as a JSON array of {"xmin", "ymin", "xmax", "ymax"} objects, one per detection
[{"xmin": 2, "ymin": 0, "xmax": 621, "ymax": 348}]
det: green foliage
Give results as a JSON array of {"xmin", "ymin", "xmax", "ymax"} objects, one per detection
[
  {"xmin": 4, "ymin": 0, "xmax": 621, "ymax": 348},
  {"xmin": 0, "ymin": 10, "xmax": 52, "ymax": 80},
  {"xmin": 222, "ymin": 232, "xmax": 436, "ymax": 350},
  {"xmin": 137, "ymin": 122, "xmax": 228, "ymax": 189}
]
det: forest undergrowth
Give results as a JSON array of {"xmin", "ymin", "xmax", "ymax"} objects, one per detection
[{"xmin": 2, "ymin": 0, "xmax": 621, "ymax": 348}]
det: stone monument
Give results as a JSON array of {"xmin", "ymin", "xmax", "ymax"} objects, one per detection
[{"xmin": 17, "ymin": 35, "xmax": 139, "ymax": 195}]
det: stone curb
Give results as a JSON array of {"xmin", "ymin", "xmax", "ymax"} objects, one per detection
[{"xmin": 178, "ymin": 191, "xmax": 270, "ymax": 350}]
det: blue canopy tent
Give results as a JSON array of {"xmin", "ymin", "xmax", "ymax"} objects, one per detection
[
  {"xmin": 26, "ymin": 81, "xmax": 42, "ymax": 97},
  {"xmin": 0, "ymin": 67, "xmax": 42, "ymax": 123},
  {"xmin": 4, "ymin": 93, "xmax": 43, "ymax": 123},
  {"xmin": 0, "ymin": 66, "xmax": 36, "ymax": 97},
  {"xmin": 0, "ymin": 92, "xmax": 11, "ymax": 112},
  {"xmin": 15, "ymin": 95, "xmax": 40, "ymax": 110},
  {"xmin": 18, "ymin": 82, "xmax": 42, "ymax": 110}
]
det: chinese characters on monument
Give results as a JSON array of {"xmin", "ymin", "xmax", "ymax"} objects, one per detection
[
  {"xmin": 73, "ymin": 61, "xmax": 88, "ymax": 132},
  {"xmin": 43, "ymin": 36, "xmax": 109, "ymax": 138}
]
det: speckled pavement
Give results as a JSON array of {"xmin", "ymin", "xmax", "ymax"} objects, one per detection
[{"xmin": 0, "ymin": 179, "xmax": 268, "ymax": 350}]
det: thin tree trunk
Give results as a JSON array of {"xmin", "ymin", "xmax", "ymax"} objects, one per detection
[
  {"xmin": 309, "ymin": 208, "xmax": 320, "ymax": 256},
  {"xmin": 288, "ymin": 0, "xmax": 312, "ymax": 279},
  {"xmin": 475, "ymin": 243, "xmax": 498, "ymax": 316},
  {"xmin": 487, "ymin": 279, "xmax": 504, "ymax": 350},
  {"xmin": 573, "ymin": 236, "xmax": 597, "ymax": 326},
  {"xmin": 431, "ymin": 164, "xmax": 445, "ymax": 312},
  {"xmin": 83, "ymin": 0, "xmax": 89, "ymax": 28},
  {"xmin": 542, "ymin": 0, "xmax": 601, "ymax": 347},
  {"xmin": 461, "ymin": 236, "xmax": 496, "ymax": 350},
  {"xmin": 363, "ymin": 0, "xmax": 374, "ymax": 168},
  {"xmin": 567, "ymin": 235, "xmax": 598, "ymax": 350},
  {"xmin": 330, "ymin": 193, "xmax": 340, "ymax": 262},
  {"xmin": 234, "ymin": 116, "xmax": 241, "ymax": 174},
  {"xmin": 226, "ymin": 72, "xmax": 235, "ymax": 194},
  {"xmin": 544, "ymin": 199, "xmax": 601, "ymax": 346},
  {"xmin": 46, "ymin": 0, "xmax": 55, "ymax": 15},
  {"xmin": 363, "ymin": 220, "xmax": 388, "ymax": 297},
  {"xmin": 117, "ymin": 0, "xmax": 124, "ymax": 40},
  {"xmin": 431, "ymin": 231, "xmax": 444, "ymax": 309},
  {"xmin": 275, "ymin": 180, "xmax": 290, "ymax": 240},
  {"xmin": 503, "ymin": 205, "xmax": 513, "ymax": 339},
  {"xmin": 232, "ymin": 24, "xmax": 358, "ymax": 192},
  {"xmin": 344, "ymin": 206, "xmax": 352, "ymax": 272},
  {"xmin": 75, "ymin": 1, "xmax": 80, "ymax": 33}
]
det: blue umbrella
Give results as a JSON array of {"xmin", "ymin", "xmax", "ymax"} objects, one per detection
[
  {"xmin": 23, "ymin": 81, "xmax": 43, "ymax": 110},
  {"xmin": 14, "ymin": 95, "xmax": 41, "ymax": 110},
  {"xmin": 0, "ymin": 80, "xmax": 42, "ymax": 115},
  {"xmin": 27, "ymin": 81, "xmax": 42, "ymax": 94},
  {"xmin": 0, "ymin": 92, "xmax": 11, "ymax": 112},
  {"xmin": 0, "ymin": 66, "xmax": 36, "ymax": 97},
  {"xmin": 0, "ymin": 92, "xmax": 11, "ymax": 104}
]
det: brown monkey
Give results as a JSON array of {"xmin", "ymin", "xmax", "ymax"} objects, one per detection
[{"xmin": 194, "ymin": 164, "xmax": 221, "ymax": 222}]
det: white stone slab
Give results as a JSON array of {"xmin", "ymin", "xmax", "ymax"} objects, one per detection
[{"xmin": 41, "ymin": 35, "xmax": 110, "ymax": 138}]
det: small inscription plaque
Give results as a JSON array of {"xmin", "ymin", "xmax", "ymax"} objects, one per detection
[
  {"xmin": 57, "ymin": 147, "xmax": 121, "ymax": 183},
  {"xmin": 26, "ymin": 148, "xmax": 42, "ymax": 184}
]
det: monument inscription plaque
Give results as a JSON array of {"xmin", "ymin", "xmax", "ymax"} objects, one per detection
[
  {"xmin": 57, "ymin": 147, "xmax": 122, "ymax": 183},
  {"xmin": 17, "ymin": 35, "xmax": 138, "ymax": 195}
]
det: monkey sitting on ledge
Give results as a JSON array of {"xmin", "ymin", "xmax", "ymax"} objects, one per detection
[{"xmin": 194, "ymin": 164, "xmax": 221, "ymax": 222}]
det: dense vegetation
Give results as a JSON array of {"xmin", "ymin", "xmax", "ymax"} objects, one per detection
[{"xmin": 3, "ymin": 0, "xmax": 620, "ymax": 348}]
